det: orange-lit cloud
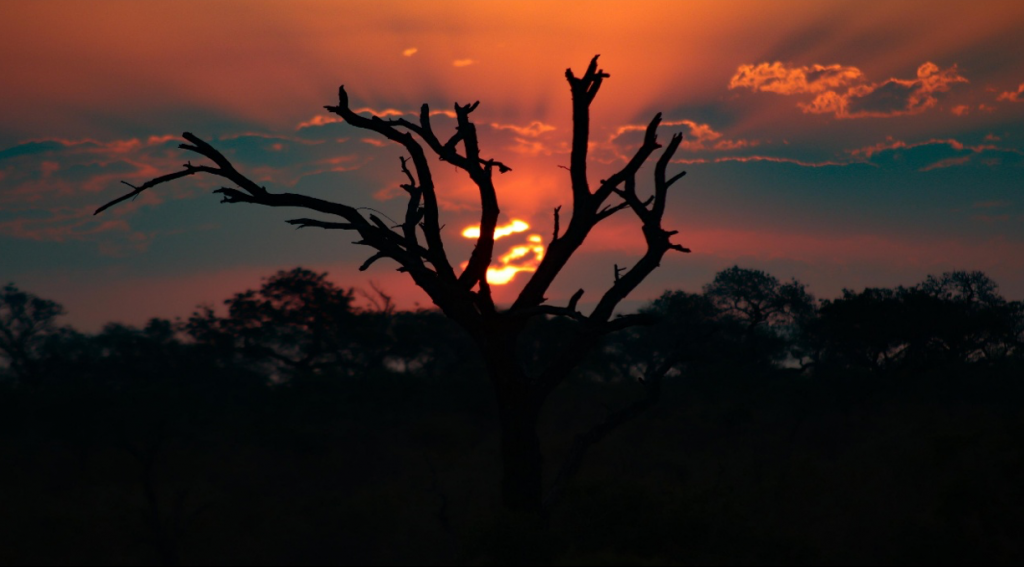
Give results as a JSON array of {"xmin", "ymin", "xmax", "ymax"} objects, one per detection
[
  {"xmin": 951, "ymin": 104, "xmax": 970, "ymax": 116},
  {"xmin": 997, "ymin": 83, "xmax": 1024, "ymax": 102},
  {"xmin": 296, "ymin": 115, "xmax": 343, "ymax": 130},
  {"xmin": 730, "ymin": 62, "xmax": 863, "ymax": 94},
  {"xmin": 403, "ymin": 47, "xmax": 418, "ymax": 57},
  {"xmin": 733, "ymin": 61, "xmax": 967, "ymax": 119},
  {"xmin": 453, "ymin": 59, "xmax": 475, "ymax": 67},
  {"xmin": 489, "ymin": 121, "xmax": 556, "ymax": 137}
]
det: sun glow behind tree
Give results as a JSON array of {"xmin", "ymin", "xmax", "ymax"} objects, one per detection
[{"xmin": 461, "ymin": 219, "xmax": 545, "ymax": 285}]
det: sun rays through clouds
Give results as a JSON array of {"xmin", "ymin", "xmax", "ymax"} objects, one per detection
[{"xmin": 461, "ymin": 219, "xmax": 545, "ymax": 285}]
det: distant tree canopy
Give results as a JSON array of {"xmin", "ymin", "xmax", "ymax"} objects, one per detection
[
  {"xmin": 4, "ymin": 266, "xmax": 1021, "ymax": 389},
  {"xmin": 805, "ymin": 271, "xmax": 1023, "ymax": 373}
]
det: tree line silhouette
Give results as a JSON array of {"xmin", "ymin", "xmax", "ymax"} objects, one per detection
[{"xmin": 2, "ymin": 266, "xmax": 1022, "ymax": 564}]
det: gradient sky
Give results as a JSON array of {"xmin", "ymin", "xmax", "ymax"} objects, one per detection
[{"xmin": 3, "ymin": 0, "xmax": 1024, "ymax": 331}]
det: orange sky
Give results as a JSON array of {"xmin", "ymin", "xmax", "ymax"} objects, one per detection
[{"xmin": 3, "ymin": 1, "xmax": 1024, "ymax": 328}]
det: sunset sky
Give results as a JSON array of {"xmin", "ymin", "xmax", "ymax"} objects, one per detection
[{"xmin": 3, "ymin": 0, "xmax": 1024, "ymax": 330}]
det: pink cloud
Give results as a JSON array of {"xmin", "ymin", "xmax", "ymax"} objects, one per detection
[
  {"xmin": 674, "ymin": 155, "xmax": 852, "ymax": 167},
  {"xmin": 0, "ymin": 204, "xmax": 145, "ymax": 245},
  {"xmin": 847, "ymin": 136, "xmax": 1001, "ymax": 159},
  {"xmin": 919, "ymin": 156, "xmax": 971, "ymax": 171},
  {"xmin": 997, "ymin": 83, "xmax": 1024, "ymax": 102}
]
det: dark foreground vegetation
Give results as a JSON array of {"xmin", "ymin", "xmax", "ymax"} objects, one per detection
[{"xmin": 2, "ymin": 267, "xmax": 1023, "ymax": 565}]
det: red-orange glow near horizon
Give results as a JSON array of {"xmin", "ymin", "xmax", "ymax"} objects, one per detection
[{"xmin": 461, "ymin": 220, "xmax": 545, "ymax": 285}]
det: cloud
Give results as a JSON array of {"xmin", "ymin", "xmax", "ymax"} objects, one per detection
[
  {"xmin": 732, "ymin": 61, "xmax": 967, "ymax": 119},
  {"xmin": 403, "ymin": 47, "xmax": 418, "ymax": 57},
  {"xmin": 951, "ymin": 104, "xmax": 970, "ymax": 116},
  {"xmin": 673, "ymin": 155, "xmax": 852, "ymax": 168},
  {"xmin": 848, "ymin": 136, "xmax": 999, "ymax": 159},
  {"xmin": 0, "ymin": 134, "xmax": 207, "ymax": 252},
  {"xmin": 919, "ymin": 156, "xmax": 972, "ymax": 171},
  {"xmin": 0, "ymin": 136, "xmax": 185, "ymax": 204},
  {"xmin": 604, "ymin": 119, "xmax": 757, "ymax": 162},
  {"xmin": 296, "ymin": 115, "xmax": 343, "ymax": 130},
  {"xmin": 0, "ymin": 201, "xmax": 157, "ymax": 254},
  {"xmin": 295, "ymin": 107, "xmax": 409, "ymax": 130},
  {"xmin": 730, "ymin": 62, "xmax": 863, "ymax": 94},
  {"xmin": 452, "ymin": 59, "xmax": 475, "ymax": 67},
  {"xmin": 508, "ymin": 138, "xmax": 557, "ymax": 157},
  {"xmin": 997, "ymin": 82, "xmax": 1024, "ymax": 102},
  {"xmin": 0, "ymin": 127, "xmax": 392, "ymax": 250},
  {"xmin": 489, "ymin": 121, "xmax": 556, "ymax": 137},
  {"xmin": 846, "ymin": 135, "xmax": 1022, "ymax": 171},
  {"xmin": 841, "ymin": 63, "xmax": 967, "ymax": 118}
]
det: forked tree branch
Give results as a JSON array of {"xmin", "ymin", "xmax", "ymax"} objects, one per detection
[
  {"xmin": 96, "ymin": 56, "xmax": 688, "ymax": 348},
  {"xmin": 512, "ymin": 75, "xmax": 684, "ymax": 313},
  {"xmin": 325, "ymin": 87, "xmax": 457, "ymax": 283},
  {"xmin": 95, "ymin": 57, "xmax": 694, "ymax": 515},
  {"xmin": 94, "ymin": 131, "xmax": 462, "ymax": 316}
]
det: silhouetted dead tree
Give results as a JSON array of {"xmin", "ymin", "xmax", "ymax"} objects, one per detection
[{"xmin": 96, "ymin": 56, "xmax": 690, "ymax": 516}]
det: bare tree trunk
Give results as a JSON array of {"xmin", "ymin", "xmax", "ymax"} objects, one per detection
[
  {"xmin": 483, "ymin": 329, "xmax": 546, "ymax": 516},
  {"xmin": 497, "ymin": 390, "xmax": 544, "ymax": 515},
  {"xmin": 95, "ymin": 54, "xmax": 692, "ymax": 521}
]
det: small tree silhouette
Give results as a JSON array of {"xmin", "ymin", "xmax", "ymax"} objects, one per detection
[
  {"xmin": 0, "ymin": 283, "xmax": 67, "ymax": 383},
  {"xmin": 96, "ymin": 56, "xmax": 690, "ymax": 515}
]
